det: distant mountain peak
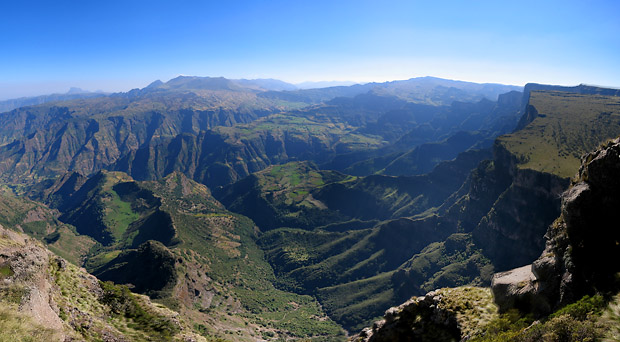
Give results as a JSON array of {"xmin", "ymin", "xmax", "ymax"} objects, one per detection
[
  {"xmin": 67, "ymin": 87, "xmax": 88, "ymax": 94},
  {"xmin": 145, "ymin": 79, "xmax": 164, "ymax": 88},
  {"xmin": 143, "ymin": 75, "xmax": 243, "ymax": 92},
  {"xmin": 295, "ymin": 80, "xmax": 358, "ymax": 89}
]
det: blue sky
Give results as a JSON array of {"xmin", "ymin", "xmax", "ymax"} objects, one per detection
[{"xmin": 1, "ymin": 0, "xmax": 619, "ymax": 99}]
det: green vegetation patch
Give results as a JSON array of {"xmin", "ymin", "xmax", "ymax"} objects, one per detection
[
  {"xmin": 216, "ymin": 110, "xmax": 385, "ymax": 152},
  {"xmin": 318, "ymin": 272, "xmax": 394, "ymax": 332},
  {"xmin": 101, "ymin": 188, "xmax": 140, "ymax": 241},
  {"xmin": 46, "ymin": 225, "xmax": 96, "ymax": 265},
  {"xmin": 0, "ymin": 284, "xmax": 28, "ymax": 304},
  {"xmin": 139, "ymin": 174, "xmax": 346, "ymax": 340},
  {"xmin": 84, "ymin": 249, "xmax": 123, "ymax": 272},
  {"xmin": 397, "ymin": 233, "xmax": 494, "ymax": 294},
  {"xmin": 0, "ymin": 264, "xmax": 13, "ymax": 278},
  {"xmin": 0, "ymin": 304, "xmax": 59, "ymax": 342},
  {"xmin": 99, "ymin": 281, "xmax": 180, "ymax": 340},
  {"xmin": 471, "ymin": 295, "xmax": 608, "ymax": 342}
]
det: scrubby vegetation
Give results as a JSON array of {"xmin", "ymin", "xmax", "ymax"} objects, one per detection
[
  {"xmin": 0, "ymin": 305, "xmax": 58, "ymax": 342},
  {"xmin": 472, "ymin": 295, "xmax": 607, "ymax": 342},
  {"xmin": 99, "ymin": 281, "xmax": 180, "ymax": 340}
]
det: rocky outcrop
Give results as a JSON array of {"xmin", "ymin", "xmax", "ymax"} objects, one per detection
[
  {"xmin": 492, "ymin": 136, "xmax": 620, "ymax": 315},
  {"xmin": 352, "ymin": 287, "xmax": 497, "ymax": 342},
  {"xmin": 0, "ymin": 225, "xmax": 205, "ymax": 342},
  {"xmin": 490, "ymin": 265, "xmax": 550, "ymax": 314},
  {"xmin": 0, "ymin": 226, "xmax": 66, "ymax": 340}
]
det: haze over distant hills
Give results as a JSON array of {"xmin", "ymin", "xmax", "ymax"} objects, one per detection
[
  {"xmin": 0, "ymin": 76, "xmax": 521, "ymax": 114},
  {"xmin": 295, "ymin": 81, "xmax": 359, "ymax": 89},
  {"xmin": 0, "ymin": 88, "xmax": 108, "ymax": 113},
  {"xmin": 2, "ymin": 74, "xmax": 620, "ymax": 341}
]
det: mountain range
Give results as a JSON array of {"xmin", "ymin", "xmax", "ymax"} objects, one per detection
[{"xmin": 1, "ymin": 75, "xmax": 619, "ymax": 341}]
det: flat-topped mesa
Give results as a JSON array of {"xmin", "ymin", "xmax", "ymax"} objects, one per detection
[
  {"xmin": 520, "ymin": 83, "xmax": 620, "ymax": 113},
  {"xmin": 491, "ymin": 136, "xmax": 620, "ymax": 316}
]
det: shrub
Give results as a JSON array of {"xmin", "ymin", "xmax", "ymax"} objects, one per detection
[{"xmin": 99, "ymin": 281, "xmax": 179, "ymax": 340}]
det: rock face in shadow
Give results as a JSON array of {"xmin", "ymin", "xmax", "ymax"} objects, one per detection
[
  {"xmin": 93, "ymin": 240, "xmax": 178, "ymax": 299},
  {"xmin": 491, "ymin": 136, "xmax": 620, "ymax": 316},
  {"xmin": 473, "ymin": 160, "xmax": 569, "ymax": 271},
  {"xmin": 352, "ymin": 287, "xmax": 496, "ymax": 342}
]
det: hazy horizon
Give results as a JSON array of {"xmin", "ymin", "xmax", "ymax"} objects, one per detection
[
  {"xmin": 0, "ymin": 75, "xmax": 529, "ymax": 101},
  {"xmin": 1, "ymin": 0, "xmax": 619, "ymax": 100}
]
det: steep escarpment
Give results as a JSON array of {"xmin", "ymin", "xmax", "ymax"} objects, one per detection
[
  {"xmin": 471, "ymin": 142, "xmax": 569, "ymax": 271},
  {"xmin": 351, "ymin": 104, "xmax": 620, "ymax": 342},
  {"xmin": 112, "ymin": 110, "xmax": 389, "ymax": 189},
  {"xmin": 473, "ymin": 90, "xmax": 620, "ymax": 271},
  {"xmin": 253, "ymin": 89, "xmax": 620, "ymax": 332},
  {"xmin": 493, "ymin": 136, "xmax": 620, "ymax": 316}
]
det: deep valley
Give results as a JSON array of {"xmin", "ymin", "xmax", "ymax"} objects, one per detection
[{"xmin": 1, "ymin": 76, "xmax": 620, "ymax": 341}]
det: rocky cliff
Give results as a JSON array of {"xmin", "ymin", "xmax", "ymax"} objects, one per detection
[
  {"xmin": 346, "ymin": 90, "xmax": 620, "ymax": 337},
  {"xmin": 474, "ymin": 90, "xmax": 620, "ymax": 271},
  {"xmin": 492, "ymin": 136, "xmax": 620, "ymax": 315},
  {"xmin": 351, "ymin": 136, "xmax": 620, "ymax": 342}
]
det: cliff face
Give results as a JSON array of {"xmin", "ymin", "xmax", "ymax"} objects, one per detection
[
  {"xmin": 350, "ymin": 90, "xmax": 620, "ymax": 337},
  {"xmin": 473, "ymin": 142, "xmax": 569, "ymax": 271},
  {"xmin": 353, "ymin": 136, "xmax": 620, "ymax": 342},
  {"xmin": 492, "ymin": 136, "xmax": 620, "ymax": 315},
  {"xmin": 0, "ymin": 103, "xmax": 265, "ymax": 183},
  {"xmin": 520, "ymin": 83, "xmax": 620, "ymax": 110},
  {"xmin": 474, "ymin": 90, "xmax": 620, "ymax": 272}
]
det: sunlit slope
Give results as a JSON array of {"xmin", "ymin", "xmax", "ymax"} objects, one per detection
[
  {"xmin": 28, "ymin": 171, "xmax": 345, "ymax": 341},
  {"xmin": 498, "ymin": 91, "xmax": 620, "ymax": 178}
]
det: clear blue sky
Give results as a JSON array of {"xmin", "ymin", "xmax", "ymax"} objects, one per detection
[{"xmin": 1, "ymin": 0, "xmax": 619, "ymax": 99}]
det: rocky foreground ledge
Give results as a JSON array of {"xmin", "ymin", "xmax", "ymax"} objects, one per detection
[{"xmin": 351, "ymin": 287, "xmax": 497, "ymax": 342}]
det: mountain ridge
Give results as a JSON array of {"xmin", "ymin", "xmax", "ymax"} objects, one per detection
[{"xmin": 1, "ymin": 78, "xmax": 619, "ymax": 339}]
